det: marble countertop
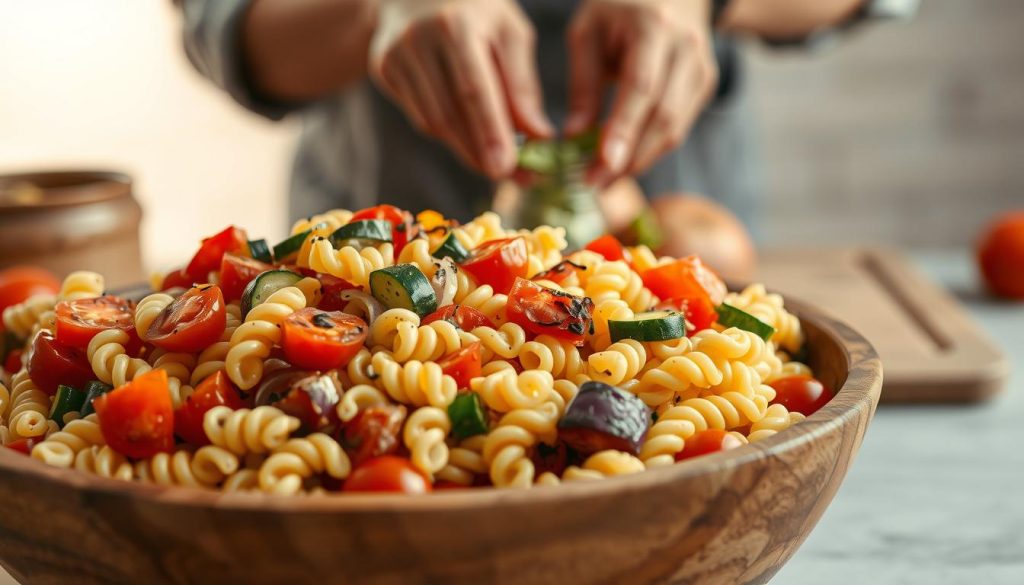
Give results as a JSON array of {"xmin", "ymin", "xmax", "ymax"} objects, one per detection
[{"xmin": 775, "ymin": 250, "xmax": 1024, "ymax": 584}]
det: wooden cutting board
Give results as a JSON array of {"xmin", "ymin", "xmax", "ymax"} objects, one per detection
[{"xmin": 753, "ymin": 247, "xmax": 1008, "ymax": 402}]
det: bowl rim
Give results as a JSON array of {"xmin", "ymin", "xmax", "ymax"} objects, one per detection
[
  {"xmin": 0, "ymin": 299, "xmax": 882, "ymax": 512},
  {"xmin": 0, "ymin": 169, "xmax": 132, "ymax": 211}
]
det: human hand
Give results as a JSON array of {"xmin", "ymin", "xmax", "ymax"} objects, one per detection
[
  {"xmin": 565, "ymin": 0, "xmax": 719, "ymax": 186},
  {"xmin": 370, "ymin": 0, "xmax": 553, "ymax": 179}
]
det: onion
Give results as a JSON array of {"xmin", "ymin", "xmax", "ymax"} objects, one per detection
[
  {"xmin": 430, "ymin": 258, "xmax": 459, "ymax": 307},
  {"xmin": 339, "ymin": 289, "xmax": 385, "ymax": 322}
]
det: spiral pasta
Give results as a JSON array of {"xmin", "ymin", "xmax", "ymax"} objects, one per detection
[
  {"xmin": 74, "ymin": 445, "xmax": 133, "ymax": 480},
  {"xmin": 587, "ymin": 339, "xmax": 646, "ymax": 386},
  {"xmin": 191, "ymin": 302, "xmax": 242, "ymax": 385},
  {"xmin": 587, "ymin": 298, "xmax": 634, "ymax": 351},
  {"xmin": 336, "ymin": 384, "xmax": 389, "ymax": 422},
  {"xmin": 7, "ymin": 370, "xmax": 56, "ymax": 441},
  {"xmin": 724, "ymin": 284, "xmax": 804, "ymax": 354},
  {"xmin": 747, "ymin": 404, "xmax": 806, "ymax": 442},
  {"xmin": 58, "ymin": 271, "xmax": 105, "ymax": 301},
  {"xmin": 372, "ymin": 353, "xmax": 457, "ymax": 408},
  {"xmin": 403, "ymin": 406, "xmax": 451, "ymax": 477},
  {"xmin": 134, "ymin": 446, "xmax": 239, "ymax": 488},
  {"xmin": 519, "ymin": 335, "xmax": 587, "ymax": 380},
  {"xmin": 469, "ymin": 323, "xmax": 528, "ymax": 362},
  {"xmin": 470, "ymin": 369, "xmax": 555, "ymax": 413},
  {"xmin": 87, "ymin": 329, "xmax": 152, "ymax": 387},
  {"xmin": 559, "ymin": 450, "xmax": 646, "ymax": 482},
  {"xmin": 307, "ymin": 238, "xmax": 394, "ymax": 287},
  {"xmin": 583, "ymin": 261, "xmax": 657, "ymax": 312},
  {"xmin": 259, "ymin": 433, "xmax": 351, "ymax": 495},
  {"xmin": 225, "ymin": 286, "xmax": 307, "ymax": 390},
  {"xmin": 203, "ymin": 406, "xmax": 300, "ymax": 456},
  {"xmin": 435, "ymin": 435, "xmax": 487, "ymax": 486},
  {"xmin": 457, "ymin": 284, "xmax": 509, "ymax": 325},
  {"xmin": 134, "ymin": 293, "xmax": 174, "ymax": 338},
  {"xmin": 482, "ymin": 402, "xmax": 560, "ymax": 488},
  {"xmin": 30, "ymin": 415, "xmax": 105, "ymax": 467},
  {"xmin": 291, "ymin": 208, "xmax": 354, "ymax": 235},
  {"xmin": 2, "ymin": 294, "xmax": 56, "ymax": 340}
]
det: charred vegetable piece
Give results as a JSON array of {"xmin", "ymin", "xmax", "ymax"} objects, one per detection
[
  {"xmin": 557, "ymin": 381, "xmax": 651, "ymax": 456},
  {"xmin": 448, "ymin": 392, "xmax": 488, "ymax": 439},
  {"xmin": 343, "ymin": 404, "xmax": 407, "ymax": 467},
  {"xmin": 273, "ymin": 372, "xmax": 343, "ymax": 432}
]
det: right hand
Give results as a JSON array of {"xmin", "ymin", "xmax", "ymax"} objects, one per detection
[{"xmin": 370, "ymin": 0, "xmax": 553, "ymax": 179}]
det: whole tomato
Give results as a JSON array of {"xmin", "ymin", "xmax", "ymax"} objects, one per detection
[{"xmin": 978, "ymin": 211, "xmax": 1024, "ymax": 299}]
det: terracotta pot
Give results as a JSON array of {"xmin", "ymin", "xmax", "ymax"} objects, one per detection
[{"xmin": 0, "ymin": 170, "xmax": 143, "ymax": 288}]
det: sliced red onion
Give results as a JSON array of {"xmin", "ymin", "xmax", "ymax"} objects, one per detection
[
  {"xmin": 430, "ymin": 258, "xmax": 458, "ymax": 307},
  {"xmin": 340, "ymin": 289, "xmax": 385, "ymax": 322}
]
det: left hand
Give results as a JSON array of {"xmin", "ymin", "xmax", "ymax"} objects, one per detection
[{"xmin": 565, "ymin": 0, "xmax": 719, "ymax": 186}]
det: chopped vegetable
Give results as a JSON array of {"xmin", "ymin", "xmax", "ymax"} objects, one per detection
[
  {"xmin": 431, "ymin": 232, "xmax": 470, "ymax": 262},
  {"xmin": 272, "ymin": 230, "xmax": 310, "ymax": 264},
  {"xmin": 330, "ymin": 219, "xmax": 393, "ymax": 247},
  {"xmin": 448, "ymin": 392, "xmax": 489, "ymax": 439},
  {"xmin": 343, "ymin": 405, "xmax": 406, "ymax": 467},
  {"xmin": 608, "ymin": 310, "xmax": 686, "ymax": 342},
  {"xmin": 241, "ymin": 269, "xmax": 304, "ymax": 316},
  {"xmin": 185, "ymin": 226, "xmax": 249, "ymax": 281},
  {"xmin": 28, "ymin": 330, "xmax": 94, "ymax": 396},
  {"xmin": 369, "ymin": 264, "xmax": 438, "ymax": 316},
  {"xmin": 769, "ymin": 375, "xmax": 833, "ymax": 416},
  {"xmin": 350, "ymin": 204, "xmax": 415, "ymax": 254},
  {"xmin": 273, "ymin": 372, "xmax": 343, "ymax": 433},
  {"xmin": 423, "ymin": 305, "xmax": 495, "ymax": 331},
  {"xmin": 94, "ymin": 369, "xmax": 174, "ymax": 459},
  {"xmin": 641, "ymin": 255, "xmax": 727, "ymax": 306},
  {"xmin": 280, "ymin": 308, "xmax": 368, "ymax": 371},
  {"xmin": 49, "ymin": 384, "xmax": 87, "ymax": 426},
  {"xmin": 343, "ymin": 455, "xmax": 431, "ymax": 494},
  {"xmin": 715, "ymin": 303, "xmax": 776, "ymax": 341},
  {"xmin": 459, "ymin": 237, "xmax": 529, "ymax": 295},
  {"xmin": 557, "ymin": 381, "xmax": 651, "ymax": 456},
  {"xmin": 247, "ymin": 239, "xmax": 273, "ymax": 263},
  {"xmin": 506, "ymin": 278, "xmax": 594, "ymax": 346},
  {"xmin": 142, "ymin": 285, "xmax": 227, "ymax": 353},
  {"xmin": 676, "ymin": 429, "xmax": 744, "ymax": 461},
  {"xmin": 585, "ymin": 234, "xmax": 631, "ymax": 263},
  {"xmin": 219, "ymin": 253, "xmax": 272, "ymax": 302},
  {"xmin": 55, "ymin": 295, "xmax": 137, "ymax": 351},
  {"xmin": 436, "ymin": 342, "xmax": 482, "ymax": 389},
  {"xmin": 79, "ymin": 380, "xmax": 114, "ymax": 417}
]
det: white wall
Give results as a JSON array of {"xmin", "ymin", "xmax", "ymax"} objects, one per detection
[{"xmin": 0, "ymin": 0, "xmax": 296, "ymax": 274}]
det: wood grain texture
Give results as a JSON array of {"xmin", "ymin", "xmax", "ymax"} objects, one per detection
[
  {"xmin": 0, "ymin": 303, "xmax": 881, "ymax": 585},
  {"xmin": 755, "ymin": 247, "xmax": 1009, "ymax": 402}
]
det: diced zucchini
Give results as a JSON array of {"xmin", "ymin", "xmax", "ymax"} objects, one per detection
[
  {"xmin": 248, "ymin": 239, "xmax": 273, "ymax": 263},
  {"xmin": 329, "ymin": 220, "xmax": 393, "ymax": 247},
  {"xmin": 79, "ymin": 381, "xmax": 114, "ymax": 417},
  {"xmin": 431, "ymin": 232, "xmax": 470, "ymax": 262},
  {"xmin": 273, "ymin": 230, "xmax": 309, "ymax": 263},
  {"xmin": 715, "ymin": 303, "xmax": 776, "ymax": 341},
  {"xmin": 50, "ymin": 385, "xmax": 87, "ymax": 427},
  {"xmin": 241, "ymin": 269, "xmax": 304, "ymax": 316},
  {"xmin": 369, "ymin": 264, "xmax": 437, "ymax": 317},
  {"xmin": 608, "ymin": 310, "xmax": 686, "ymax": 342},
  {"xmin": 449, "ymin": 393, "xmax": 488, "ymax": 439}
]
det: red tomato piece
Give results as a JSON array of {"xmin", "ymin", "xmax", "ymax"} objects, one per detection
[
  {"xmin": 160, "ymin": 268, "xmax": 193, "ymax": 291},
  {"xmin": 656, "ymin": 295, "xmax": 719, "ymax": 334},
  {"xmin": 6, "ymin": 437, "xmax": 40, "ymax": 455},
  {"xmin": 641, "ymin": 255, "xmax": 727, "ymax": 306},
  {"xmin": 0, "ymin": 266, "xmax": 60, "ymax": 314},
  {"xmin": 342, "ymin": 404, "xmax": 407, "ymax": 467},
  {"xmin": 4, "ymin": 348, "xmax": 24, "ymax": 374},
  {"xmin": 94, "ymin": 369, "xmax": 175, "ymax": 459},
  {"xmin": 219, "ymin": 253, "xmax": 272, "ymax": 302},
  {"xmin": 173, "ymin": 371, "xmax": 243, "ymax": 446},
  {"xmin": 530, "ymin": 441, "xmax": 569, "ymax": 479},
  {"xmin": 185, "ymin": 226, "xmax": 249, "ymax": 281},
  {"xmin": 769, "ymin": 375, "xmax": 833, "ymax": 416},
  {"xmin": 460, "ymin": 237, "xmax": 529, "ymax": 295},
  {"xmin": 506, "ymin": 278, "xmax": 595, "ymax": 345},
  {"xmin": 531, "ymin": 259, "xmax": 586, "ymax": 285},
  {"xmin": 55, "ymin": 295, "xmax": 137, "ymax": 351},
  {"xmin": 142, "ymin": 285, "xmax": 227, "ymax": 353},
  {"xmin": 437, "ymin": 342, "xmax": 482, "ymax": 389},
  {"xmin": 422, "ymin": 305, "xmax": 495, "ymax": 330},
  {"xmin": 27, "ymin": 330, "xmax": 95, "ymax": 396},
  {"xmin": 350, "ymin": 204, "xmax": 415, "ymax": 254},
  {"xmin": 273, "ymin": 372, "xmax": 343, "ymax": 432},
  {"xmin": 977, "ymin": 211, "xmax": 1024, "ymax": 299},
  {"xmin": 675, "ymin": 429, "xmax": 744, "ymax": 461},
  {"xmin": 343, "ymin": 455, "xmax": 432, "ymax": 494},
  {"xmin": 584, "ymin": 234, "xmax": 630, "ymax": 263},
  {"xmin": 280, "ymin": 308, "xmax": 367, "ymax": 370},
  {"xmin": 314, "ymin": 273, "xmax": 359, "ymax": 312}
]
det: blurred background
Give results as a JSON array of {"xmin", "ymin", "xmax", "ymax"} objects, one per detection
[{"xmin": 1, "ymin": 0, "xmax": 1021, "ymax": 273}]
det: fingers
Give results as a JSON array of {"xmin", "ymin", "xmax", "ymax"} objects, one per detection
[
  {"xmin": 590, "ymin": 34, "xmax": 672, "ymax": 186},
  {"xmin": 441, "ymin": 31, "xmax": 518, "ymax": 179},
  {"xmin": 565, "ymin": 15, "xmax": 603, "ymax": 137},
  {"xmin": 494, "ymin": 23, "xmax": 553, "ymax": 139}
]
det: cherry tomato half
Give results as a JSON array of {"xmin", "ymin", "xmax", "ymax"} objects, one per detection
[
  {"xmin": 675, "ymin": 429, "xmax": 744, "ymax": 461},
  {"xmin": 219, "ymin": 253, "xmax": 272, "ymax": 302},
  {"xmin": 531, "ymin": 259, "xmax": 586, "ymax": 286},
  {"xmin": 4, "ymin": 349, "xmax": 24, "ymax": 374},
  {"xmin": 460, "ymin": 237, "xmax": 529, "ymax": 295},
  {"xmin": 280, "ymin": 308, "xmax": 368, "ymax": 370},
  {"xmin": 343, "ymin": 405, "xmax": 407, "ymax": 467},
  {"xmin": 977, "ymin": 211, "xmax": 1024, "ymax": 299},
  {"xmin": 350, "ymin": 204, "xmax": 415, "ymax": 254},
  {"xmin": 422, "ymin": 305, "xmax": 495, "ymax": 331},
  {"xmin": 641, "ymin": 255, "xmax": 727, "ymax": 306},
  {"xmin": 27, "ymin": 330, "xmax": 95, "ymax": 396},
  {"xmin": 173, "ymin": 371, "xmax": 244, "ymax": 446},
  {"xmin": 185, "ymin": 226, "xmax": 249, "ymax": 281},
  {"xmin": 160, "ymin": 268, "xmax": 193, "ymax": 291},
  {"xmin": 55, "ymin": 295, "xmax": 137, "ymax": 351},
  {"xmin": 142, "ymin": 285, "xmax": 227, "ymax": 353},
  {"xmin": 0, "ymin": 266, "xmax": 60, "ymax": 314},
  {"xmin": 94, "ymin": 369, "xmax": 175, "ymax": 459},
  {"xmin": 656, "ymin": 295, "xmax": 719, "ymax": 334},
  {"xmin": 436, "ymin": 342, "xmax": 482, "ymax": 389},
  {"xmin": 506, "ymin": 278, "xmax": 594, "ymax": 346},
  {"xmin": 584, "ymin": 234, "xmax": 630, "ymax": 263},
  {"xmin": 343, "ymin": 455, "xmax": 432, "ymax": 494},
  {"xmin": 769, "ymin": 375, "xmax": 833, "ymax": 416},
  {"xmin": 314, "ymin": 273, "xmax": 359, "ymax": 312}
]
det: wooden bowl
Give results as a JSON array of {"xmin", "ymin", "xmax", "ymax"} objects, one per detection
[{"xmin": 0, "ymin": 300, "xmax": 881, "ymax": 585}]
